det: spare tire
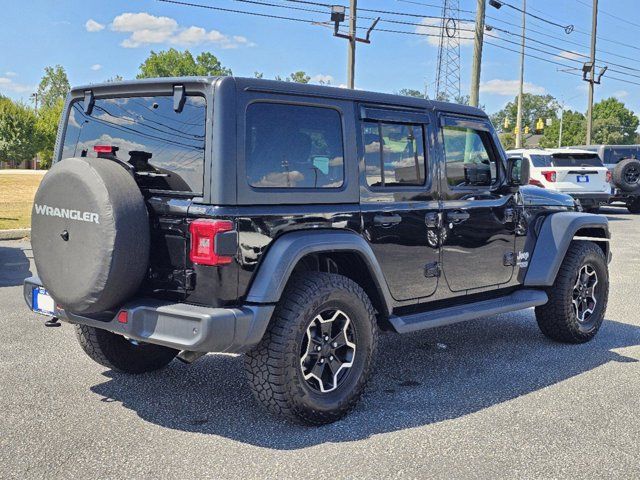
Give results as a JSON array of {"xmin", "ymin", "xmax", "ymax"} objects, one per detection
[
  {"xmin": 612, "ymin": 158, "xmax": 640, "ymax": 192},
  {"xmin": 31, "ymin": 157, "xmax": 149, "ymax": 315}
]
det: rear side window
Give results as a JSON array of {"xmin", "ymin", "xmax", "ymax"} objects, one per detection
[
  {"xmin": 551, "ymin": 153, "xmax": 603, "ymax": 167},
  {"xmin": 61, "ymin": 95, "xmax": 206, "ymax": 193},
  {"xmin": 245, "ymin": 103, "xmax": 344, "ymax": 189},
  {"xmin": 529, "ymin": 154, "xmax": 553, "ymax": 168},
  {"xmin": 362, "ymin": 122, "xmax": 426, "ymax": 187}
]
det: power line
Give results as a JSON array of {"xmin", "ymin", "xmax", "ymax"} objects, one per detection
[
  {"xmin": 490, "ymin": 0, "xmax": 574, "ymax": 33},
  {"xmin": 573, "ymin": 0, "xmax": 640, "ymax": 30}
]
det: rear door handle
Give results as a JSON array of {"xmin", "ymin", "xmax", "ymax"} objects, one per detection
[
  {"xmin": 373, "ymin": 214, "xmax": 402, "ymax": 226},
  {"xmin": 446, "ymin": 210, "xmax": 470, "ymax": 223}
]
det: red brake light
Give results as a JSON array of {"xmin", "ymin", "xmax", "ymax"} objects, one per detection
[
  {"xmin": 94, "ymin": 145, "xmax": 115, "ymax": 153},
  {"xmin": 606, "ymin": 170, "xmax": 612, "ymax": 183},
  {"xmin": 529, "ymin": 179, "xmax": 545, "ymax": 188},
  {"xmin": 541, "ymin": 170, "xmax": 557, "ymax": 182},
  {"xmin": 189, "ymin": 219, "xmax": 234, "ymax": 266}
]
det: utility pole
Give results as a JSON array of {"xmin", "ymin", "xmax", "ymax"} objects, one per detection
[
  {"xmin": 469, "ymin": 0, "xmax": 486, "ymax": 107},
  {"xmin": 585, "ymin": 0, "xmax": 598, "ymax": 145},
  {"xmin": 515, "ymin": 0, "xmax": 526, "ymax": 149},
  {"xmin": 558, "ymin": 105, "xmax": 565, "ymax": 148},
  {"xmin": 347, "ymin": 0, "xmax": 357, "ymax": 89}
]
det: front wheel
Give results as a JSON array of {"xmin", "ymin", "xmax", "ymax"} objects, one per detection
[
  {"xmin": 244, "ymin": 272, "xmax": 378, "ymax": 425},
  {"xmin": 535, "ymin": 241, "xmax": 608, "ymax": 343}
]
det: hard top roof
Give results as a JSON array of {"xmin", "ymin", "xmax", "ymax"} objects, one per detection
[{"xmin": 70, "ymin": 76, "xmax": 488, "ymax": 118}]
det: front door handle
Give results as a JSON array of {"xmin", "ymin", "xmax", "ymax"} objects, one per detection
[
  {"xmin": 447, "ymin": 210, "xmax": 470, "ymax": 223},
  {"xmin": 373, "ymin": 214, "xmax": 402, "ymax": 226}
]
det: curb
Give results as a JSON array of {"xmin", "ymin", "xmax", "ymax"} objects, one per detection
[{"xmin": 0, "ymin": 229, "xmax": 30, "ymax": 240}]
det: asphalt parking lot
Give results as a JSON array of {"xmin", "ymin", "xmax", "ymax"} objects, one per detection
[{"xmin": 1, "ymin": 206, "xmax": 639, "ymax": 479}]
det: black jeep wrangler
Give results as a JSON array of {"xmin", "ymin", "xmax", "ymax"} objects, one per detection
[{"xmin": 24, "ymin": 77, "xmax": 611, "ymax": 424}]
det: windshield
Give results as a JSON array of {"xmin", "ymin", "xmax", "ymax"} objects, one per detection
[{"xmin": 60, "ymin": 95, "xmax": 206, "ymax": 193}]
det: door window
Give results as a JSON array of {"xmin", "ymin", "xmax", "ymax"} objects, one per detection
[
  {"xmin": 362, "ymin": 122, "xmax": 426, "ymax": 187},
  {"xmin": 442, "ymin": 126, "xmax": 497, "ymax": 188}
]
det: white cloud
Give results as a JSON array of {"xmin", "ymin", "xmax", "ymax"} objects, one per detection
[
  {"xmin": 5, "ymin": 71, "xmax": 17, "ymax": 77},
  {"xmin": 310, "ymin": 74, "xmax": 334, "ymax": 85},
  {"xmin": 415, "ymin": 18, "xmax": 476, "ymax": 47},
  {"xmin": 90, "ymin": 64, "xmax": 102, "ymax": 71},
  {"xmin": 110, "ymin": 12, "xmax": 253, "ymax": 49},
  {"xmin": 480, "ymin": 79, "xmax": 546, "ymax": 96},
  {"xmin": 614, "ymin": 90, "xmax": 629, "ymax": 99},
  {"xmin": 556, "ymin": 50, "xmax": 584, "ymax": 61},
  {"xmin": 0, "ymin": 77, "xmax": 34, "ymax": 94},
  {"xmin": 85, "ymin": 19, "xmax": 105, "ymax": 32}
]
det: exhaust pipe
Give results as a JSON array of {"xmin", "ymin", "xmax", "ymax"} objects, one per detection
[{"xmin": 177, "ymin": 350, "xmax": 206, "ymax": 364}]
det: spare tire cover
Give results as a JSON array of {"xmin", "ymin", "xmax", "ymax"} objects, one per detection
[
  {"xmin": 31, "ymin": 157, "xmax": 150, "ymax": 314},
  {"xmin": 612, "ymin": 158, "xmax": 640, "ymax": 192}
]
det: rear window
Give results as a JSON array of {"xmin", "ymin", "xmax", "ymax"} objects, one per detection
[
  {"xmin": 551, "ymin": 153, "xmax": 603, "ymax": 167},
  {"xmin": 61, "ymin": 95, "xmax": 206, "ymax": 193},
  {"xmin": 245, "ymin": 103, "xmax": 344, "ymax": 189}
]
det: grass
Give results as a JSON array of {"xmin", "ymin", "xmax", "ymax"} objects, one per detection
[{"xmin": 0, "ymin": 173, "xmax": 45, "ymax": 230}]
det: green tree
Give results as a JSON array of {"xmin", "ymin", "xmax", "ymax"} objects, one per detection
[
  {"xmin": 539, "ymin": 110, "xmax": 586, "ymax": 148},
  {"xmin": 490, "ymin": 93, "xmax": 559, "ymax": 134},
  {"xmin": 37, "ymin": 65, "xmax": 70, "ymax": 110},
  {"xmin": 591, "ymin": 97, "xmax": 639, "ymax": 145},
  {"xmin": 137, "ymin": 49, "xmax": 232, "ymax": 78},
  {"xmin": 35, "ymin": 98, "xmax": 64, "ymax": 169},
  {"xmin": 275, "ymin": 71, "xmax": 311, "ymax": 83},
  {"xmin": 105, "ymin": 75, "xmax": 124, "ymax": 83},
  {"xmin": 398, "ymin": 88, "xmax": 424, "ymax": 98},
  {"xmin": 499, "ymin": 132, "xmax": 516, "ymax": 150},
  {"xmin": 0, "ymin": 97, "xmax": 40, "ymax": 166}
]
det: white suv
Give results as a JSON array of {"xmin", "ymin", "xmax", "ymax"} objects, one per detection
[{"xmin": 507, "ymin": 148, "xmax": 611, "ymax": 212}]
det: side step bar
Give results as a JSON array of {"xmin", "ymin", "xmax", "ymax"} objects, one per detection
[{"xmin": 389, "ymin": 289, "xmax": 548, "ymax": 334}]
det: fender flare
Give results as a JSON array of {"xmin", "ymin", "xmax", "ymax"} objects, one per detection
[
  {"xmin": 524, "ymin": 212, "xmax": 610, "ymax": 287},
  {"xmin": 244, "ymin": 230, "xmax": 394, "ymax": 314}
]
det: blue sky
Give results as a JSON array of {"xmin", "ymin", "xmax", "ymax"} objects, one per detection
[{"xmin": 1, "ymin": 0, "xmax": 639, "ymax": 116}]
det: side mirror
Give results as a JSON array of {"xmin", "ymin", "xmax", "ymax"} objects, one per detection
[{"xmin": 507, "ymin": 156, "xmax": 530, "ymax": 186}]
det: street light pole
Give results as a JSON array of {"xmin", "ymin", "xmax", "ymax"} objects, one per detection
[
  {"xmin": 585, "ymin": 0, "xmax": 598, "ymax": 145},
  {"xmin": 347, "ymin": 0, "xmax": 357, "ymax": 89},
  {"xmin": 515, "ymin": 0, "xmax": 526, "ymax": 149},
  {"xmin": 469, "ymin": 0, "xmax": 486, "ymax": 107}
]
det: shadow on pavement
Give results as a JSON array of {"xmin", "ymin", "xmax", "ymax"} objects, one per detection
[
  {"xmin": 90, "ymin": 313, "xmax": 640, "ymax": 449},
  {"xmin": 0, "ymin": 243, "xmax": 32, "ymax": 287}
]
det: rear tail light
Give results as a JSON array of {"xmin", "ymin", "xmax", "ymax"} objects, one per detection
[
  {"xmin": 606, "ymin": 170, "xmax": 612, "ymax": 183},
  {"xmin": 189, "ymin": 219, "xmax": 234, "ymax": 266},
  {"xmin": 93, "ymin": 145, "xmax": 115, "ymax": 153},
  {"xmin": 117, "ymin": 310, "xmax": 128, "ymax": 324},
  {"xmin": 541, "ymin": 170, "xmax": 557, "ymax": 182},
  {"xmin": 529, "ymin": 179, "xmax": 545, "ymax": 188}
]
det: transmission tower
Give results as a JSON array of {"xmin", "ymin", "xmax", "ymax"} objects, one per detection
[{"xmin": 435, "ymin": 0, "xmax": 461, "ymax": 101}]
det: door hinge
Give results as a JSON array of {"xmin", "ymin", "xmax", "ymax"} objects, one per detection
[
  {"xmin": 424, "ymin": 261, "xmax": 441, "ymax": 278},
  {"xmin": 504, "ymin": 208, "xmax": 515, "ymax": 223},
  {"xmin": 503, "ymin": 252, "xmax": 515, "ymax": 267}
]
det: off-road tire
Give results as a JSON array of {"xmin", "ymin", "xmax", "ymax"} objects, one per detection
[
  {"xmin": 75, "ymin": 325, "xmax": 178, "ymax": 373},
  {"xmin": 244, "ymin": 272, "xmax": 378, "ymax": 425},
  {"xmin": 627, "ymin": 197, "xmax": 640, "ymax": 214},
  {"xmin": 535, "ymin": 241, "xmax": 608, "ymax": 343},
  {"xmin": 612, "ymin": 158, "xmax": 640, "ymax": 192}
]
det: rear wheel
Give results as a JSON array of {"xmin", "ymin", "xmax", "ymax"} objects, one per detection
[
  {"xmin": 75, "ymin": 325, "xmax": 178, "ymax": 373},
  {"xmin": 627, "ymin": 197, "xmax": 640, "ymax": 214},
  {"xmin": 244, "ymin": 272, "xmax": 377, "ymax": 425},
  {"xmin": 535, "ymin": 241, "xmax": 608, "ymax": 343}
]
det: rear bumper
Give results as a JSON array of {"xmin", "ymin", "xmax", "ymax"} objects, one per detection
[
  {"xmin": 23, "ymin": 276, "xmax": 275, "ymax": 354},
  {"xmin": 567, "ymin": 192, "xmax": 611, "ymax": 207}
]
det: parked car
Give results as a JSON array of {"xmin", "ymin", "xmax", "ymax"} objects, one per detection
[
  {"xmin": 24, "ymin": 77, "xmax": 611, "ymax": 424},
  {"xmin": 567, "ymin": 145, "xmax": 640, "ymax": 213},
  {"xmin": 507, "ymin": 148, "xmax": 611, "ymax": 213}
]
